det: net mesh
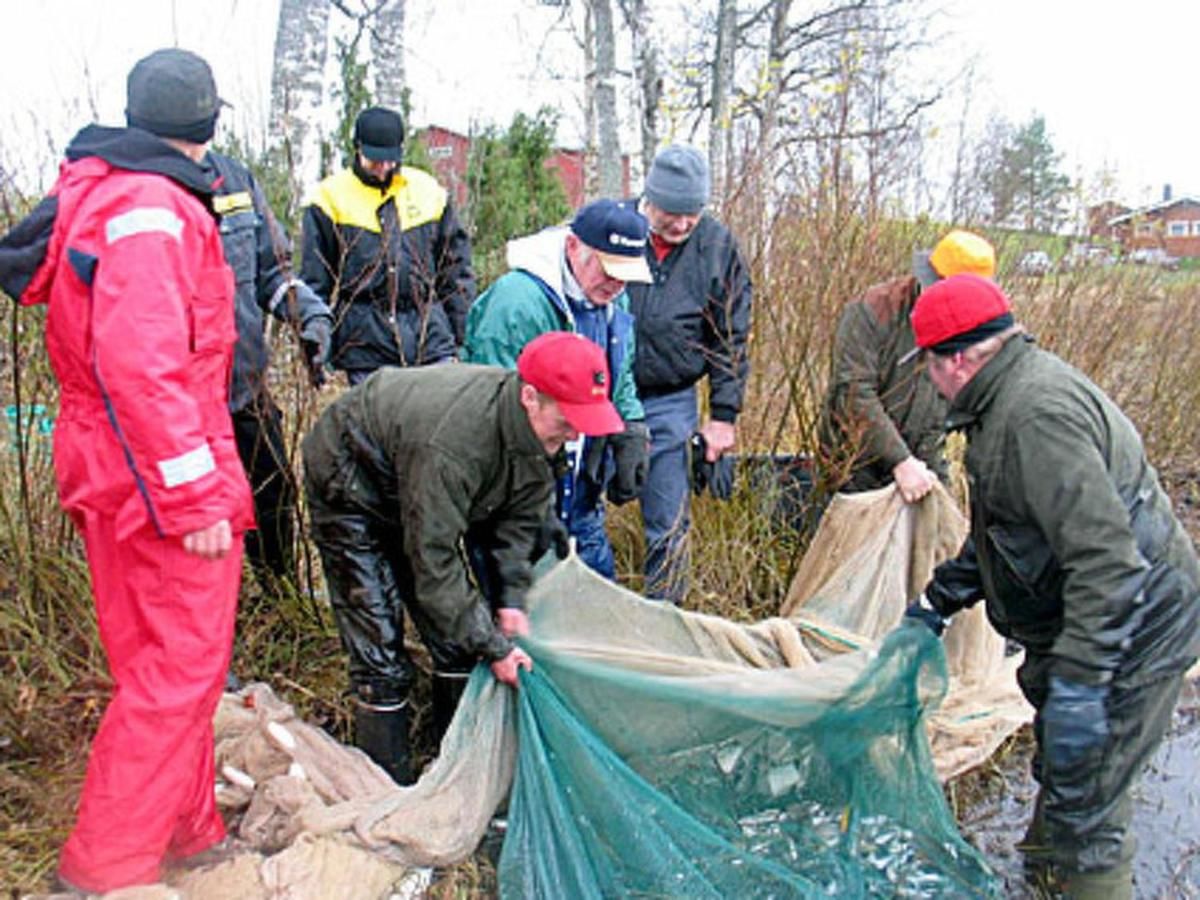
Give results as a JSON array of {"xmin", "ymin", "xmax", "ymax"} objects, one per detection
[{"xmin": 192, "ymin": 482, "xmax": 1027, "ymax": 897}]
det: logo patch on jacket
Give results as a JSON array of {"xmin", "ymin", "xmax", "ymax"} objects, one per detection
[{"xmin": 213, "ymin": 191, "xmax": 253, "ymax": 216}]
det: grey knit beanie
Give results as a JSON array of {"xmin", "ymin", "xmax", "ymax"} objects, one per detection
[
  {"xmin": 126, "ymin": 48, "xmax": 223, "ymax": 143},
  {"xmin": 644, "ymin": 145, "xmax": 710, "ymax": 214}
]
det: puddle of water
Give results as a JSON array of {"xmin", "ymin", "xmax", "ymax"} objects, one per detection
[{"xmin": 956, "ymin": 680, "xmax": 1200, "ymax": 899}]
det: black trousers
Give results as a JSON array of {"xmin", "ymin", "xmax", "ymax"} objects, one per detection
[
  {"xmin": 1020, "ymin": 652, "xmax": 1184, "ymax": 876},
  {"xmin": 232, "ymin": 403, "xmax": 296, "ymax": 583},
  {"xmin": 306, "ymin": 490, "xmax": 475, "ymax": 703}
]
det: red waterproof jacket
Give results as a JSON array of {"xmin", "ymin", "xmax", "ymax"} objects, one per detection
[{"xmin": 11, "ymin": 126, "xmax": 253, "ymax": 538}]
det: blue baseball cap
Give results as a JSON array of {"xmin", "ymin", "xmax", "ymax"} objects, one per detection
[{"xmin": 570, "ymin": 199, "xmax": 652, "ymax": 283}]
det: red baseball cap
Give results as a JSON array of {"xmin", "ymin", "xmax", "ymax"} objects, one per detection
[
  {"xmin": 517, "ymin": 332, "xmax": 625, "ymax": 436},
  {"xmin": 910, "ymin": 273, "xmax": 1012, "ymax": 356}
]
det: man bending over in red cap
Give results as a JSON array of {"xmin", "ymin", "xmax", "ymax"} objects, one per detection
[
  {"xmin": 903, "ymin": 274, "xmax": 1200, "ymax": 899},
  {"xmin": 301, "ymin": 331, "xmax": 624, "ymax": 784}
]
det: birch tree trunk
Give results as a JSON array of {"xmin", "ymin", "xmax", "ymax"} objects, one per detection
[
  {"xmin": 270, "ymin": 0, "xmax": 332, "ymax": 207},
  {"xmin": 582, "ymin": 2, "xmax": 598, "ymax": 198},
  {"xmin": 369, "ymin": 0, "xmax": 406, "ymax": 111},
  {"xmin": 620, "ymin": 0, "xmax": 661, "ymax": 178},
  {"xmin": 589, "ymin": 0, "xmax": 623, "ymax": 198},
  {"xmin": 709, "ymin": 0, "xmax": 737, "ymax": 201}
]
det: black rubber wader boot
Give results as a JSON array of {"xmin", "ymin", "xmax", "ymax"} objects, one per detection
[
  {"xmin": 353, "ymin": 697, "xmax": 414, "ymax": 786},
  {"xmin": 431, "ymin": 672, "xmax": 470, "ymax": 748}
]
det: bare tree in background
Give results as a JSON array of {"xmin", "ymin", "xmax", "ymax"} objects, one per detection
[
  {"xmin": 270, "ymin": 0, "xmax": 333, "ymax": 206},
  {"xmin": 369, "ymin": 0, "xmax": 407, "ymax": 110},
  {"xmin": 709, "ymin": 0, "xmax": 737, "ymax": 199},
  {"xmin": 617, "ymin": 0, "xmax": 661, "ymax": 178},
  {"xmin": 664, "ymin": 0, "xmax": 939, "ymax": 218},
  {"xmin": 585, "ymin": 0, "xmax": 623, "ymax": 197},
  {"xmin": 331, "ymin": 1, "xmax": 408, "ymax": 110}
]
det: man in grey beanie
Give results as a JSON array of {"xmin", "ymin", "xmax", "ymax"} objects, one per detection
[
  {"xmin": 132, "ymin": 49, "xmax": 335, "ymax": 588},
  {"xmin": 625, "ymin": 145, "xmax": 753, "ymax": 602}
]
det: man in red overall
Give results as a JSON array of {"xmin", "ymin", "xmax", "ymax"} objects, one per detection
[{"xmin": 0, "ymin": 49, "xmax": 253, "ymax": 892}]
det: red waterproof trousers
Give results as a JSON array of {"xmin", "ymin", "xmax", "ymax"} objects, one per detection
[{"xmin": 57, "ymin": 514, "xmax": 242, "ymax": 892}]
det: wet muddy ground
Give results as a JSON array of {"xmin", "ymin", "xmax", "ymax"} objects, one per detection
[{"xmin": 956, "ymin": 678, "xmax": 1200, "ymax": 899}]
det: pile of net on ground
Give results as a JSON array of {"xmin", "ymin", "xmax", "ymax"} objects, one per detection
[{"xmin": 127, "ymin": 482, "xmax": 1022, "ymax": 898}]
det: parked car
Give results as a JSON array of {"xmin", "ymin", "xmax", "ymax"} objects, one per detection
[
  {"xmin": 1017, "ymin": 250, "xmax": 1053, "ymax": 276},
  {"xmin": 1061, "ymin": 244, "xmax": 1116, "ymax": 270},
  {"xmin": 1128, "ymin": 247, "xmax": 1180, "ymax": 271}
]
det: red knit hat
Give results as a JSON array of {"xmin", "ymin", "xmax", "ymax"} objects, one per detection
[
  {"xmin": 517, "ymin": 332, "xmax": 625, "ymax": 436},
  {"xmin": 910, "ymin": 274, "xmax": 1013, "ymax": 355}
]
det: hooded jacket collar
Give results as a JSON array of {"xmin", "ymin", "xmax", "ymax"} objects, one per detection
[
  {"xmin": 944, "ymin": 333, "xmax": 1035, "ymax": 433},
  {"xmin": 64, "ymin": 124, "xmax": 219, "ymax": 201},
  {"xmin": 505, "ymin": 225, "xmax": 618, "ymax": 326}
]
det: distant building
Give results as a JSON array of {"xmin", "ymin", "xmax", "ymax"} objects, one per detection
[
  {"xmin": 417, "ymin": 124, "xmax": 631, "ymax": 212},
  {"xmin": 420, "ymin": 125, "xmax": 472, "ymax": 210},
  {"xmin": 1086, "ymin": 201, "xmax": 1129, "ymax": 243},
  {"xmin": 1101, "ymin": 185, "xmax": 1200, "ymax": 259}
]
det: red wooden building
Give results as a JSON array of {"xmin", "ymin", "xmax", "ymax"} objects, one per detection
[{"xmin": 418, "ymin": 124, "xmax": 631, "ymax": 211}]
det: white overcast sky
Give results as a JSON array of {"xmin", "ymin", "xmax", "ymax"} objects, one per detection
[{"xmin": 0, "ymin": 0, "xmax": 1195, "ymax": 207}]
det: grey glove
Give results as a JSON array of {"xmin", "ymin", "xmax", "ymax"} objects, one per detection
[
  {"xmin": 606, "ymin": 421, "xmax": 650, "ymax": 505},
  {"xmin": 300, "ymin": 314, "xmax": 333, "ymax": 387},
  {"xmin": 1043, "ymin": 675, "xmax": 1110, "ymax": 771}
]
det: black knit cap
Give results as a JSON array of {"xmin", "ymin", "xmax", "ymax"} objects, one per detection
[{"xmin": 126, "ymin": 48, "xmax": 223, "ymax": 144}]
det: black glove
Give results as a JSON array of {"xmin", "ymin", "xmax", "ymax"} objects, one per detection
[
  {"xmin": 690, "ymin": 432, "xmax": 710, "ymax": 496},
  {"xmin": 1042, "ymin": 675, "xmax": 1110, "ymax": 772},
  {"xmin": 903, "ymin": 594, "xmax": 947, "ymax": 637},
  {"xmin": 606, "ymin": 421, "xmax": 650, "ymax": 505},
  {"xmin": 583, "ymin": 436, "xmax": 609, "ymax": 484},
  {"xmin": 708, "ymin": 455, "xmax": 735, "ymax": 500},
  {"xmin": 531, "ymin": 514, "xmax": 570, "ymax": 562},
  {"xmin": 689, "ymin": 432, "xmax": 735, "ymax": 500},
  {"xmin": 299, "ymin": 314, "xmax": 333, "ymax": 388}
]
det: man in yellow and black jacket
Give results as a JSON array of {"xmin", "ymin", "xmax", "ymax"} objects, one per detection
[{"xmin": 300, "ymin": 106, "xmax": 475, "ymax": 383}]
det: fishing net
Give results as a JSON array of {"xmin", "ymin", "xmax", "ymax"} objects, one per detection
[
  {"xmin": 501, "ymin": 577, "xmax": 999, "ymax": 897},
  {"xmin": 781, "ymin": 483, "xmax": 1032, "ymax": 780},
  {"xmin": 148, "ymin": 482, "xmax": 1023, "ymax": 899}
]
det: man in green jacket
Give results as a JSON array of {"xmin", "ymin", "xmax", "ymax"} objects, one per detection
[
  {"xmin": 302, "ymin": 331, "xmax": 624, "ymax": 783},
  {"xmin": 818, "ymin": 229, "xmax": 995, "ymax": 502},
  {"xmin": 904, "ymin": 274, "xmax": 1200, "ymax": 899},
  {"xmin": 463, "ymin": 198, "xmax": 651, "ymax": 579}
]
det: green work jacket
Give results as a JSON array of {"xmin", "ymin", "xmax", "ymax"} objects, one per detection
[
  {"xmin": 931, "ymin": 335, "xmax": 1200, "ymax": 687},
  {"xmin": 818, "ymin": 274, "xmax": 947, "ymax": 488},
  {"xmin": 302, "ymin": 366, "xmax": 553, "ymax": 660}
]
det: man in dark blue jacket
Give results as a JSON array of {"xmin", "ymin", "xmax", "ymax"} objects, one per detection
[
  {"xmin": 626, "ymin": 146, "xmax": 752, "ymax": 602},
  {"xmin": 207, "ymin": 150, "xmax": 333, "ymax": 582}
]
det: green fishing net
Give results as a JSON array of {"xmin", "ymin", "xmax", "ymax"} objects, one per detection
[{"xmin": 497, "ymin": 557, "xmax": 1001, "ymax": 898}]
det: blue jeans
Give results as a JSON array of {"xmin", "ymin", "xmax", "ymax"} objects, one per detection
[
  {"xmin": 570, "ymin": 501, "xmax": 615, "ymax": 579},
  {"xmin": 639, "ymin": 386, "xmax": 698, "ymax": 602}
]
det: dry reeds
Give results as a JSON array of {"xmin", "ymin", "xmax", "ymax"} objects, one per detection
[{"xmin": 4, "ymin": 165, "xmax": 1200, "ymax": 895}]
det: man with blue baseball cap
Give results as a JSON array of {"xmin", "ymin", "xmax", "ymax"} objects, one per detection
[{"xmin": 464, "ymin": 199, "xmax": 652, "ymax": 581}]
